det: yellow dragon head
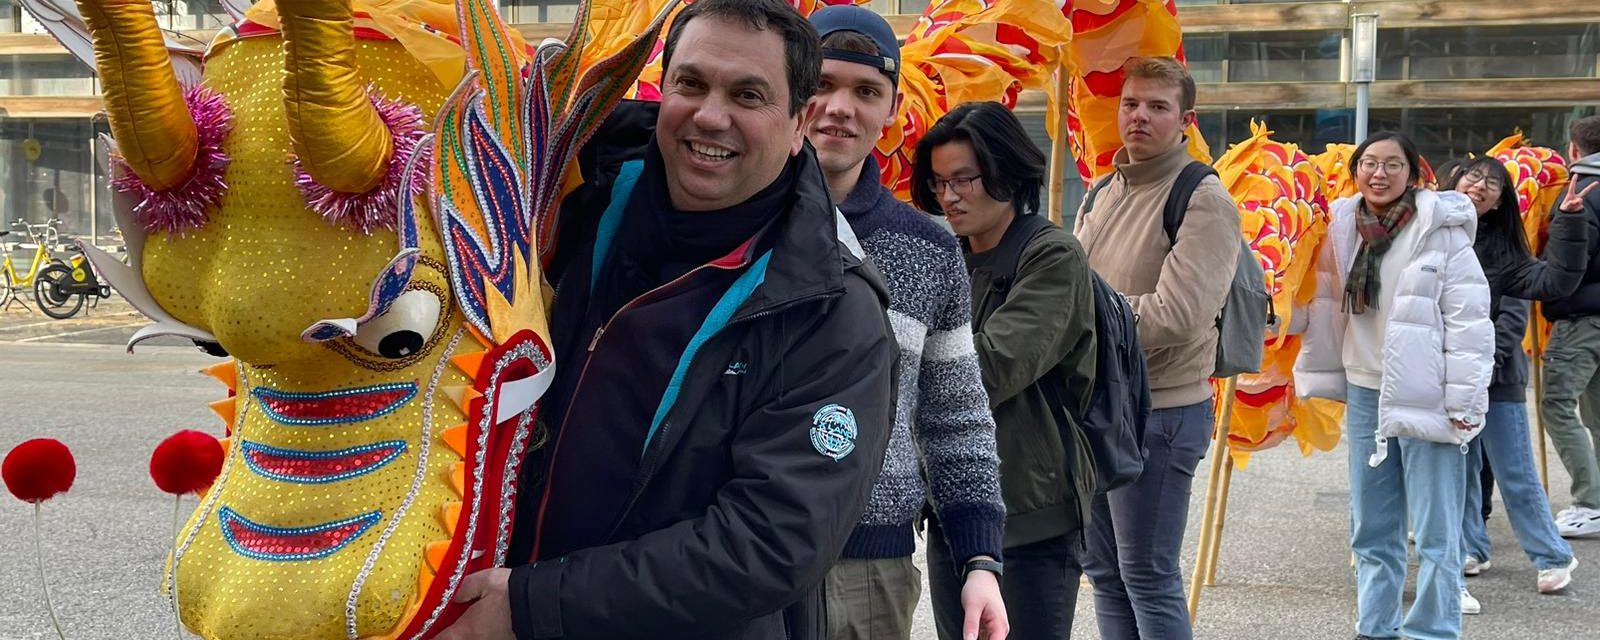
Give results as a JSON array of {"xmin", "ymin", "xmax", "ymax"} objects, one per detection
[{"xmin": 70, "ymin": 0, "xmax": 670, "ymax": 636}]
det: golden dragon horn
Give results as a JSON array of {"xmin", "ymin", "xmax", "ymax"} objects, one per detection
[
  {"xmin": 75, "ymin": 0, "xmax": 197, "ymax": 192},
  {"xmin": 278, "ymin": 0, "xmax": 392, "ymax": 194}
]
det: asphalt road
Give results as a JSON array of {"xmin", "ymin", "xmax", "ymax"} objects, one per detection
[{"xmin": 2, "ymin": 315, "xmax": 1597, "ymax": 639}]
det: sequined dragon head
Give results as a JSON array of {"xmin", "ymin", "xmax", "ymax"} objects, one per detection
[{"xmin": 69, "ymin": 0, "xmax": 670, "ymax": 636}]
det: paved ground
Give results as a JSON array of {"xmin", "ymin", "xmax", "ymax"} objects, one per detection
[{"xmin": 2, "ymin": 321, "xmax": 1598, "ymax": 638}]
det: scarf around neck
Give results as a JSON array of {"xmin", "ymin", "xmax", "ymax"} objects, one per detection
[{"xmin": 1345, "ymin": 188, "xmax": 1419, "ymax": 314}]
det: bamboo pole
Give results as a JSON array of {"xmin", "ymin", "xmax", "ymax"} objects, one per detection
[
  {"xmin": 1204, "ymin": 450, "xmax": 1236, "ymax": 586},
  {"xmin": 1046, "ymin": 67, "xmax": 1068, "ymax": 226},
  {"xmin": 1187, "ymin": 377, "xmax": 1238, "ymax": 622},
  {"xmin": 1533, "ymin": 320, "xmax": 1549, "ymax": 491}
]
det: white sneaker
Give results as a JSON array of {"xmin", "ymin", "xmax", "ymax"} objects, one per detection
[
  {"xmin": 1557, "ymin": 507, "xmax": 1600, "ymax": 537},
  {"xmin": 1538, "ymin": 557, "xmax": 1579, "ymax": 593},
  {"xmin": 1556, "ymin": 505, "xmax": 1581, "ymax": 523},
  {"xmin": 1461, "ymin": 587, "xmax": 1481, "ymax": 615},
  {"xmin": 1464, "ymin": 556, "xmax": 1491, "ymax": 576}
]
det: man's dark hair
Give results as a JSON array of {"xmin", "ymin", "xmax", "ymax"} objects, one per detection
[
  {"xmin": 910, "ymin": 101, "xmax": 1046, "ymax": 218},
  {"xmin": 661, "ymin": 0, "xmax": 821, "ymax": 117},
  {"xmin": 1350, "ymin": 130, "xmax": 1424, "ymax": 186},
  {"xmin": 1572, "ymin": 115, "xmax": 1600, "ymax": 157},
  {"xmin": 822, "ymin": 30, "xmax": 879, "ymax": 57}
]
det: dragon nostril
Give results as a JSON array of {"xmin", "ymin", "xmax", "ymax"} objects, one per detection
[{"xmin": 194, "ymin": 340, "xmax": 230, "ymax": 358}]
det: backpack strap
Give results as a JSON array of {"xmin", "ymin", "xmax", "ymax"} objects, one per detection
[
  {"xmin": 1161, "ymin": 161, "xmax": 1219, "ymax": 245},
  {"xmin": 1080, "ymin": 173, "xmax": 1115, "ymax": 217},
  {"xmin": 981, "ymin": 213, "xmax": 1054, "ymax": 320}
]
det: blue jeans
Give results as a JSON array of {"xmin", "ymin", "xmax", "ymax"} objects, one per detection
[
  {"xmin": 1081, "ymin": 399, "xmax": 1212, "ymax": 640},
  {"xmin": 1346, "ymin": 384, "xmax": 1466, "ymax": 640},
  {"xmin": 1462, "ymin": 401, "xmax": 1574, "ymax": 569}
]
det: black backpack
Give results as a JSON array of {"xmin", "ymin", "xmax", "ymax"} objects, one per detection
[
  {"xmin": 982, "ymin": 213, "xmax": 1151, "ymax": 494},
  {"xmin": 1083, "ymin": 161, "xmax": 1270, "ymax": 378}
]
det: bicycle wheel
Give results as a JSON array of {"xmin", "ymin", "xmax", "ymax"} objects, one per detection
[
  {"xmin": 33, "ymin": 264, "xmax": 83, "ymax": 319},
  {"xmin": 0, "ymin": 270, "xmax": 13, "ymax": 308}
]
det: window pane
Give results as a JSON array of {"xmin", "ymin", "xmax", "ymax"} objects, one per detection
[
  {"xmin": 0, "ymin": 54, "xmax": 94, "ymax": 96},
  {"xmin": 1184, "ymin": 34, "xmax": 1226, "ymax": 83},
  {"xmin": 1398, "ymin": 25, "xmax": 1600, "ymax": 80},
  {"xmin": 1225, "ymin": 31, "xmax": 1343, "ymax": 82}
]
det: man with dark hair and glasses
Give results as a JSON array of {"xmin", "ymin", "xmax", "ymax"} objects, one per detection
[{"xmin": 912, "ymin": 100, "xmax": 1099, "ymax": 640}]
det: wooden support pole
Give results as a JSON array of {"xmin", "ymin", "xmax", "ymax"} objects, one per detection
[
  {"xmin": 1046, "ymin": 67, "xmax": 1068, "ymax": 226},
  {"xmin": 1533, "ymin": 324, "xmax": 1549, "ymax": 492},
  {"xmin": 1204, "ymin": 451, "xmax": 1236, "ymax": 586},
  {"xmin": 1187, "ymin": 377, "xmax": 1238, "ymax": 622}
]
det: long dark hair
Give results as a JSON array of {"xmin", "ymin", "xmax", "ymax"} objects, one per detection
[
  {"xmin": 910, "ymin": 101, "xmax": 1046, "ymax": 217},
  {"xmin": 1446, "ymin": 157, "xmax": 1530, "ymax": 263}
]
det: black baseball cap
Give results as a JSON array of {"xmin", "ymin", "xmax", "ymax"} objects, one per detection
[{"xmin": 809, "ymin": 5, "xmax": 901, "ymax": 87}]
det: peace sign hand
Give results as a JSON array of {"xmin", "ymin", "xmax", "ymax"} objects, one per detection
[{"xmin": 1560, "ymin": 180, "xmax": 1597, "ymax": 213}]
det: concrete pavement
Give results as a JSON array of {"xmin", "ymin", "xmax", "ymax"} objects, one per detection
[{"xmin": 1, "ymin": 332, "xmax": 1597, "ymax": 638}]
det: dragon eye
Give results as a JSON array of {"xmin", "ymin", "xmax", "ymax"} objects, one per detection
[{"xmin": 351, "ymin": 290, "xmax": 442, "ymax": 360}]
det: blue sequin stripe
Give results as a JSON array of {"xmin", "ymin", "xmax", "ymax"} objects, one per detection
[
  {"xmin": 218, "ymin": 506, "xmax": 382, "ymax": 562},
  {"xmin": 240, "ymin": 440, "xmax": 409, "ymax": 485},
  {"xmin": 251, "ymin": 382, "xmax": 418, "ymax": 426}
]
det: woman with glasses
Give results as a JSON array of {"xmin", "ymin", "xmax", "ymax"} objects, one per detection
[
  {"xmin": 1294, "ymin": 131, "xmax": 1493, "ymax": 640},
  {"xmin": 1443, "ymin": 158, "xmax": 1586, "ymax": 608}
]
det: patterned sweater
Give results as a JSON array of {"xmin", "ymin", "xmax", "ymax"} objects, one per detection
[{"xmin": 838, "ymin": 159, "xmax": 1006, "ymax": 564}]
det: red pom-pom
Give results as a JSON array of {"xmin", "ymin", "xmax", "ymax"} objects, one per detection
[
  {"xmin": 2, "ymin": 439, "xmax": 76, "ymax": 503},
  {"xmin": 150, "ymin": 430, "xmax": 225, "ymax": 495}
]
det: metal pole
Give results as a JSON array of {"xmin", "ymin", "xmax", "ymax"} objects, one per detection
[
  {"xmin": 88, "ymin": 129, "xmax": 97, "ymax": 248},
  {"xmin": 1355, "ymin": 82, "xmax": 1370, "ymax": 143}
]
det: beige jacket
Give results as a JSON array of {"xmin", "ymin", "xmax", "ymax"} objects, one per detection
[{"xmin": 1074, "ymin": 141, "xmax": 1241, "ymax": 409}]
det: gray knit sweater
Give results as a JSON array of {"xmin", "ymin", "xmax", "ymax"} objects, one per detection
[{"xmin": 838, "ymin": 159, "xmax": 1006, "ymax": 564}]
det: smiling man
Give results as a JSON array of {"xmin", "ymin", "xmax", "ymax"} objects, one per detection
[
  {"xmin": 1071, "ymin": 56, "xmax": 1241, "ymax": 640},
  {"xmin": 803, "ymin": 7, "xmax": 1008, "ymax": 640},
  {"xmin": 435, "ymin": 1, "xmax": 897, "ymax": 639}
]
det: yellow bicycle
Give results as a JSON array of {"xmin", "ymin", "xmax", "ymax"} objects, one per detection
[{"xmin": 0, "ymin": 218, "xmax": 65, "ymax": 311}]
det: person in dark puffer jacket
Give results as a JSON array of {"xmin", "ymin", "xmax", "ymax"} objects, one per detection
[
  {"xmin": 1540, "ymin": 115, "xmax": 1600, "ymax": 539},
  {"xmin": 1446, "ymin": 158, "xmax": 1585, "ymax": 606}
]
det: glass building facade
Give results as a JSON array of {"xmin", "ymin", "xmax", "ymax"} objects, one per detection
[{"xmin": 0, "ymin": 0, "xmax": 1594, "ymax": 241}]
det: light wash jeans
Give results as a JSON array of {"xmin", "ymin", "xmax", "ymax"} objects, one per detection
[
  {"xmin": 1462, "ymin": 400, "xmax": 1574, "ymax": 569},
  {"xmin": 1346, "ymin": 384, "xmax": 1466, "ymax": 640}
]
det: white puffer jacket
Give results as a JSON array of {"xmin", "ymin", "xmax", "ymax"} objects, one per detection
[{"xmin": 1293, "ymin": 189, "xmax": 1493, "ymax": 465}]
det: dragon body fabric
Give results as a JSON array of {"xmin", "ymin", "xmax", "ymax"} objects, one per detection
[{"xmin": 68, "ymin": 0, "xmax": 668, "ymax": 636}]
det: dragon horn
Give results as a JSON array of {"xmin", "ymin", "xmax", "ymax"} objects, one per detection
[
  {"xmin": 75, "ymin": 0, "xmax": 197, "ymax": 192},
  {"xmin": 278, "ymin": 0, "xmax": 392, "ymax": 194}
]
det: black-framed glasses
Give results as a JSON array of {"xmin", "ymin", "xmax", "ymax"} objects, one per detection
[
  {"xmin": 1460, "ymin": 169, "xmax": 1505, "ymax": 192},
  {"xmin": 928, "ymin": 175, "xmax": 983, "ymax": 195}
]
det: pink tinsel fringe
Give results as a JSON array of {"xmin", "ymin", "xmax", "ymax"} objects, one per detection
[
  {"xmin": 292, "ymin": 89, "xmax": 430, "ymax": 234},
  {"xmin": 109, "ymin": 86, "xmax": 232, "ymax": 235}
]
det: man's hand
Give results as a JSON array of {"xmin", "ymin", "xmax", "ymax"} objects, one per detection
[
  {"xmin": 435, "ymin": 568, "xmax": 514, "ymax": 640},
  {"xmin": 1560, "ymin": 181, "xmax": 1597, "ymax": 213},
  {"xmin": 1451, "ymin": 418, "xmax": 1475, "ymax": 431},
  {"xmin": 960, "ymin": 568, "xmax": 1008, "ymax": 640}
]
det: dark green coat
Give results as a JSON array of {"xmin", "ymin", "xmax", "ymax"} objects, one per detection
[{"xmin": 965, "ymin": 220, "xmax": 1098, "ymax": 548}]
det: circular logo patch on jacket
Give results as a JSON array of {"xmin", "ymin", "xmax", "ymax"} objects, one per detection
[{"xmin": 810, "ymin": 404, "xmax": 858, "ymax": 461}]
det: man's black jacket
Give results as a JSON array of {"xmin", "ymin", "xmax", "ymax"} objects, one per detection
[{"xmin": 506, "ymin": 100, "xmax": 897, "ymax": 640}]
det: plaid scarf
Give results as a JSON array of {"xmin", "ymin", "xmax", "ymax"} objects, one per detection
[{"xmin": 1344, "ymin": 188, "xmax": 1418, "ymax": 314}]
